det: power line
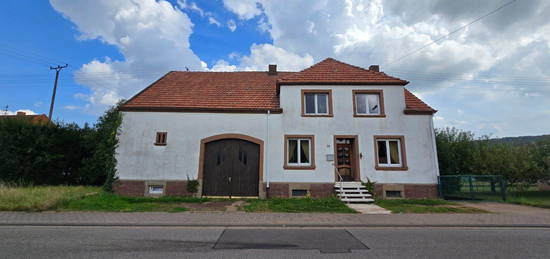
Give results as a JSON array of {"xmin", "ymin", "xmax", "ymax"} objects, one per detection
[{"xmin": 384, "ymin": 0, "xmax": 517, "ymax": 67}]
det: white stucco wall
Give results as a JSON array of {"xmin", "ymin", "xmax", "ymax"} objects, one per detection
[{"xmin": 116, "ymin": 84, "xmax": 439, "ymax": 185}]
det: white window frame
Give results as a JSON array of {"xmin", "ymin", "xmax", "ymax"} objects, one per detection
[
  {"xmin": 376, "ymin": 139, "xmax": 402, "ymax": 167},
  {"xmin": 355, "ymin": 93, "xmax": 381, "ymax": 115},
  {"xmin": 148, "ymin": 185, "xmax": 164, "ymax": 195},
  {"xmin": 287, "ymin": 138, "xmax": 312, "ymax": 166},
  {"xmin": 304, "ymin": 93, "xmax": 329, "ymax": 115}
]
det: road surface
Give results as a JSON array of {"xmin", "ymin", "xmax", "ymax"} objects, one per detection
[{"xmin": 1, "ymin": 226, "xmax": 549, "ymax": 258}]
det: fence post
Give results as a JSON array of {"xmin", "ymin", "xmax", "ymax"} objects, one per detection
[
  {"xmin": 499, "ymin": 177, "xmax": 507, "ymax": 201},
  {"xmin": 437, "ymin": 176, "xmax": 443, "ymax": 198},
  {"xmin": 468, "ymin": 175, "xmax": 474, "ymax": 199}
]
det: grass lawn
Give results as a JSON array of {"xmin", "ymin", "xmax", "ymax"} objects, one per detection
[
  {"xmin": 375, "ymin": 199, "xmax": 487, "ymax": 213},
  {"xmin": 60, "ymin": 193, "xmax": 207, "ymax": 212},
  {"xmin": 486, "ymin": 190, "xmax": 550, "ymax": 209},
  {"xmin": 243, "ymin": 197, "xmax": 357, "ymax": 213},
  {"xmin": 0, "ymin": 185, "xmax": 207, "ymax": 212},
  {"xmin": 0, "ymin": 185, "xmax": 100, "ymax": 211}
]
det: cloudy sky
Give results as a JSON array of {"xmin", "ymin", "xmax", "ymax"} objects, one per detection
[{"xmin": 1, "ymin": 0, "xmax": 549, "ymax": 137}]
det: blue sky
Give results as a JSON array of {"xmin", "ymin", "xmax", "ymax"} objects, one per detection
[
  {"xmin": 0, "ymin": 0, "xmax": 270, "ymax": 124},
  {"xmin": 1, "ymin": 0, "xmax": 549, "ymax": 137}
]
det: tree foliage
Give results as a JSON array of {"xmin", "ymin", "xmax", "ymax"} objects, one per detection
[
  {"xmin": 0, "ymin": 103, "xmax": 122, "ymax": 187},
  {"xmin": 436, "ymin": 127, "xmax": 550, "ymax": 186}
]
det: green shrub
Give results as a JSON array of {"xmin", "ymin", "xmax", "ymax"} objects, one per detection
[{"xmin": 186, "ymin": 179, "xmax": 199, "ymax": 194}]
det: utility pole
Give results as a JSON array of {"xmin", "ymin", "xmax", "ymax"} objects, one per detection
[
  {"xmin": 48, "ymin": 64, "xmax": 68, "ymax": 120},
  {"xmin": 3, "ymin": 105, "xmax": 7, "ymax": 115}
]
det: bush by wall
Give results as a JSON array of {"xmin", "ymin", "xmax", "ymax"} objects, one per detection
[{"xmin": 0, "ymin": 103, "xmax": 122, "ymax": 187}]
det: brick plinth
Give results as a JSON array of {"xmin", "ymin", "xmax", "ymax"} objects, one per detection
[
  {"xmin": 404, "ymin": 184, "xmax": 438, "ymax": 199},
  {"xmin": 165, "ymin": 181, "xmax": 191, "ymax": 196},
  {"xmin": 374, "ymin": 183, "xmax": 438, "ymax": 199},
  {"xmin": 113, "ymin": 180, "xmax": 145, "ymax": 197},
  {"xmin": 114, "ymin": 180, "xmax": 193, "ymax": 197},
  {"xmin": 309, "ymin": 183, "xmax": 334, "ymax": 198},
  {"xmin": 266, "ymin": 183, "xmax": 334, "ymax": 198},
  {"xmin": 266, "ymin": 183, "xmax": 290, "ymax": 198}
]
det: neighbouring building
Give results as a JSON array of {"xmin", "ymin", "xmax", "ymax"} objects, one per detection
[
  {"xmin": 114, "ymin": 58, "xmax": 439, "ymax": 200},
  {"xmin": 0, "ymin": 111, "xmax": 50, "ymax": 124}
]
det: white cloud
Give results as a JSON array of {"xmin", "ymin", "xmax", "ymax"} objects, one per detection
[
  {"xmin": 238, "ymin": 44, "xmax": 314, "ymax": 71},
  {"xmin": 50, "ymin": 0, "xmax": 203, "ymax": 112},
  {"xmin": 222, "ymin": 0, "xmax": 261, "ymax": 20},
  {"xmin": 177, "ymin": 0, "xmax": 204, "ymax": 16},
  {"xmin": 208, "ymin": 16, "xmax": 222, "ymax": 27},
  {"xmin": 210, "ymin": 60, "xmax": 237, "ymax": 72},
  {"xmin": 1, "ymin": 109, "xmax": 37, "ymax": 116},
  {"xmin": 221, "ymin": 0, "xmax": 550, "ymax": 136},
  {"xmin": 63, "ymin": 105, "xmax": 80, "ymax": 110},
  {"xmin": 227, "ymin": 19, "xmax": 237, "ymax": 32}
]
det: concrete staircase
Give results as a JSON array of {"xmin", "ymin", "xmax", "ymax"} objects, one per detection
[{"xmin": 334, "ymin": 181, "xmax": 374, "ymax": 203}]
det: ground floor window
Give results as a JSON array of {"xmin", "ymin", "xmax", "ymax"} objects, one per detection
[
  {"xmin": 284, "ymin": 135, "xmax": 315, "ymax": 169},
  {"xmin": 374, "ymin": 136, "xmax": 407, "ymax": 170}
]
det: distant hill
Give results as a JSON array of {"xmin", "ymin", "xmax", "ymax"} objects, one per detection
[{"xmin": 489, "ymin": 134, "xmax": 550, "ymax": 145}]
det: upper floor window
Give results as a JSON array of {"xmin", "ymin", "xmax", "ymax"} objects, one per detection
[
  {"xmin": 284, "ymin": 135, "xmax": 315, "ymax": 169},
  {"xmin": 302, "ymin": 90, "xmax": 333, "ymax": 117},
  {"xmin": 155, "ymin": 132, "xmax": 167, "ymax": 146},
  {"xmin": 374, "ymin": 135, "xmax": 407, "ymax": 170},
  {"xmin": 353, "ymin": 90, "xmax": 385, "ymax": 117}
]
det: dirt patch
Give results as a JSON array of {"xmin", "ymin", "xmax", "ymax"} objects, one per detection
[
  {"xmin": 182, "ymin": 200, "xmax": 250, "ymax": 212},
  {"xmin": 457, "ymin": 202, "xmax": 550, "ymax": 215}
]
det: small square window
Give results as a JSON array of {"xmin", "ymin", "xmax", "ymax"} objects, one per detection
[
  {"xmin": 385, "ymin": 190, "xmax": 402, "ymax": 198},
  {"xmin": 155, "ymin": 132, "xmax": 167, "ymax": 145},
  {"xmin": 291, "ymin": 189, "xmax": 309, "ymax": 197},
  {"xmin": 148, "ymin": 185, "xmax": 164, "ymax": 195}
]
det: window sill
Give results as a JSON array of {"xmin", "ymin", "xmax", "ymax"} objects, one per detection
[
  {"xmin": 354, "ymin": 114, "xmax": 386, "ymax": 118},
  {"xmin": 301, "ymin": 114, "xmax": 333, "ymax": 117},
  {"xmin": 154, "ymin": 143, "xmax": 167, "ymax": 146},
  {"xmin": 375, "ymin": 166, "xmax": 408, "ymax": 171},
  {"xmin": 284, "ymin": 165, "xmax": 316, "ymax": 170}
]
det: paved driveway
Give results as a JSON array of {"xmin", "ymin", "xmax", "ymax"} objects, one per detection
[{"xmin": 457, "ymin": 202, "xmax": 550, "ymax": 215}]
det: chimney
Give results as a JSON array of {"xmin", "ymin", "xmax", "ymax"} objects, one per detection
[
  {"xmin": 268, "ymin": 64, "xmax": 277, "ymax": 75},
  {"xmin": 369, "ymin": 65, "xmax": 379, "ymax": 72},
  {"xmin": 16, "ymin": 111, "xmax": 26, "ymax": 116}
]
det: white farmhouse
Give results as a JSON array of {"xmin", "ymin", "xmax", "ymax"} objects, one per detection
[{"xmin": 115, "ymin": 58, "xmax": 439, "ymax": 201}]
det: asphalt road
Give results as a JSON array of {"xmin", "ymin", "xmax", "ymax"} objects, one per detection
[{"xmin": 1, "ymin": 226, "xmax": 549, "ymax": 258}]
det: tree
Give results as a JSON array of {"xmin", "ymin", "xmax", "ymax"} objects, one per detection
[{"xmin": 80, "ymin": 102, "xmax": 123, "ymax": 191}]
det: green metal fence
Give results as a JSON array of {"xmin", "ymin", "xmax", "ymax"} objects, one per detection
[{"xmin": 438, "ymin": 175, "xmax": 507, "ymax": 201}]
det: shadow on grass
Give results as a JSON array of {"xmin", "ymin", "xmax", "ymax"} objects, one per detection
[
  {"xmin": 375, "ymin": 199, "xmax": 487, "ymax": 214},
  {"xmin": 244, "ymin": 197, "xmax": 358, "ymax": 213}
]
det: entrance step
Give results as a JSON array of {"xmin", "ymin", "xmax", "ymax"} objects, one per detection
[{"xmin": 334, "ymin": 181, "xmax": 374, "ymax": 204}]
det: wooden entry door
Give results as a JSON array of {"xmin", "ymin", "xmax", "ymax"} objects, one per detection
[
  {"xmin": 202, "ymin": 139, "xmax": 260, "ymax": 197},
  {"xmin": 336, "ymin": 139, "xmax": 355, "ymax": 181}
]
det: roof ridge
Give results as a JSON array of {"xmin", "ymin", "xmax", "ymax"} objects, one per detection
[{"xmin": 170, "ymin": 70, "xmax": 296, "ymax": 73}]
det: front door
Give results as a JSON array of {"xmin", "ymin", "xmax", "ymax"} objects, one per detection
[
  {"xmin": 336, "ymin": 138, "xmax": 356, "ymax": 181},
  {"xmin": 202, "ymin": 139, "xmax": 260, "ymax": 197}
]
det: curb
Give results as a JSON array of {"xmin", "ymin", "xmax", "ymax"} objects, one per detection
[{"xmin": 1, "ymin": 223, "xmax": 549, "ymax": 228}]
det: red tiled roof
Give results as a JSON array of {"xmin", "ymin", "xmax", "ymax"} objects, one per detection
[
  {"xmin": 122, "ymin": 71, "xmax": 292, "ymax": 113},
  {"xmin": 0, "ymin": 114, "xmax": 50, "ymax": 124},
  {"xmin": 404, "ymin": 89, "xmax": 437, "ymax": 114},
  {"xmin": 277, "ymin": 58, "xmax": 408, "ymax": 86},
  {"xmin": 121, "ymin": 58, "xmax": 435, "ymax": 115}
]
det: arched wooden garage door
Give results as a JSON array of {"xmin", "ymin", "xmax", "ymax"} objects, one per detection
[{"xmin": 202, "ymin": 138, "xmax": 260, "ymax": 197}]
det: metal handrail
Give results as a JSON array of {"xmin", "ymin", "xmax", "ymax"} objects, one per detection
[{"xmin": 334, "ymin": 166, "xmax": 345, "ymax": 202}]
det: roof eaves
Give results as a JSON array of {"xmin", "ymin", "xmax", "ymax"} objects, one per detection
[{"xmin": 119, "ymin": 106, "xmax": 283, "ymax": 114}]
